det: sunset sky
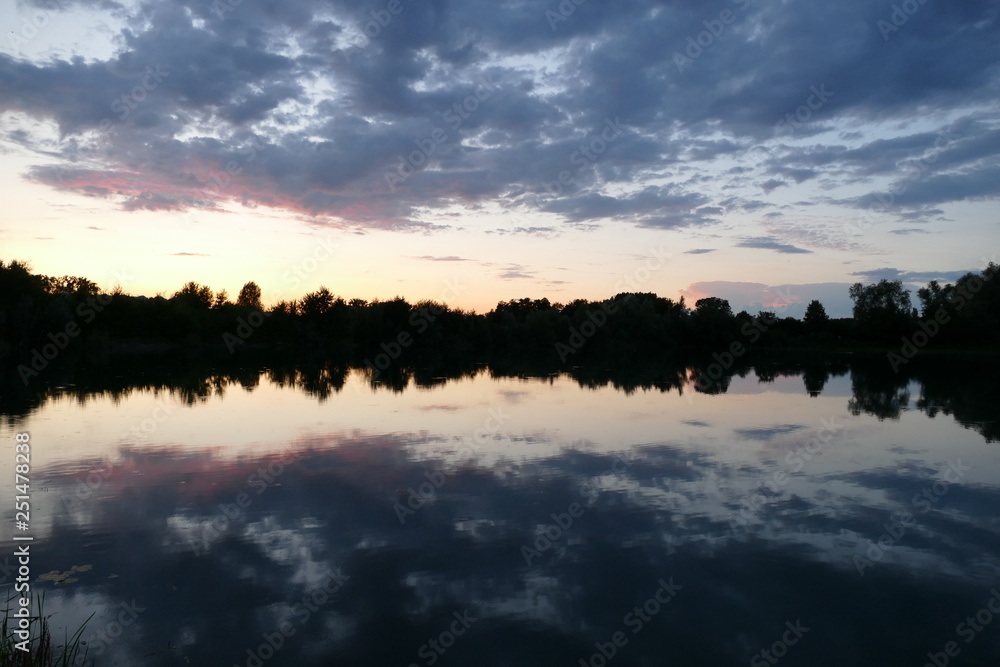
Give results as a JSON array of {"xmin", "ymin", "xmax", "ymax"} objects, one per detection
[{"xmin": 1, "ymin": 0, "xmax": 998, "ymax": 316}]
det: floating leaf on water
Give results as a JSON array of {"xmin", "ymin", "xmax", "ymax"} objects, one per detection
[{"xmin": 37, "ymin": 564, "xmax": 92, "ymax": 584}]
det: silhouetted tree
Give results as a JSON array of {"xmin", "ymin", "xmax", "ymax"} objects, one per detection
[
  {"xmin": 692, "ymin": 297, "xmax": 737, "ymax": 347},
  {"xmin": 43, "ymin": 275, "xmax": 100, "ymax": 295},
  {"xmin": 849, "ymin": 280, "xmax": 911, "ymax": 321},
  {"xmin": 804, "ymin": 300, "xmax": 829, "ymax": 328},
  {"xmin": 270, "ymin": 300, "xmax": 297, "ymax": 316},
  {"xmin": 849, "ymin": 279, "xmax": 914, "ymax": 342},
  {"xmin": 695, "ymin": 297, "xmax": 733, "ymax": 319},
  {"xmin": 299, "ymin": 287, "xmax": 334, "ymax": 317},
  {"xmin": 3, "ymin": 259, "xmax": 998, "ymax": 366},
  {"xmin": 172, "ymin": 282, "xmax": 213, "ymax": 309},
  {"xmin": 237, "ymin": 281, "xmax": 263, "ymax": 310},
  {"xmin": 213, "ymin": 290, "xmax": 232, "ymax": 309},
  {"xmin": 916, "ymin": 280, "xmax": 952, "ymax": 319}
]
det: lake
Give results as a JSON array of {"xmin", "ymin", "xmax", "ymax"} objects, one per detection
[{"xmin": 2, "ymin": 353, "xmax": 999, "ymax": 666}]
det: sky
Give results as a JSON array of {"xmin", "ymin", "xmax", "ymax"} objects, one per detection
[{"xmin": 1, "ymin": 0, "xmax": 998, "ymax": 317}]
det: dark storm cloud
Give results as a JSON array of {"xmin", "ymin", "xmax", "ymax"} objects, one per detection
[{"xmin": 1, "ymin": 0, "xmax": 998, "ymax": 231}]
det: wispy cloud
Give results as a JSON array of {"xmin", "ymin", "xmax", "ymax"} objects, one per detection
[
  {"xmin": 497, "ymin": 264, "xmax": 535, "ymax": 281},
  {"xmin": 412, "ymin": 256, "xmax": 475, "ymax": 262},
  {"xmin": 888, "ymin": 228, "xmax": 931, "ymax": 236},
  {"xmin": 849, "ymin": 267, "xmax": 975, "ymax": 283},
  {"xmin": 736, "ymin": 237, "xmax": 813, "ymax": 255}
]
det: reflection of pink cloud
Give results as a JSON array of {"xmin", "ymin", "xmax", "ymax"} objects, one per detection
[{"xmin": 56, "ymin": 431, "xmax": 420, "ymax": 502}]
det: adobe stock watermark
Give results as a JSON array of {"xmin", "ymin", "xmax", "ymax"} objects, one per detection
[
  {"xmin": 406, "ymin": 610, "xmax": 478, "ymax": 667},
  {"xmin": 384, "ymin": 75, "xmax": 500, "ymax": 190},
  {"xmin": 545, "ymin": 0, "xmax": 588, "ymax": 30},
  {"xmin": 281, "ymin": 234, "xmax": 343, "ymax": 294},
  {"xmin": 235, "ymin": 569, "xmax": 350, "ymax": 667},
  {"xmin": 188, "ymin": 446, "xmax": 304, "ymax": 556},
  {"xmin": 540, "ymin": 117, "xmax": 625, "ymax": 198},
  {"xmin": 521, "ymin": 455, "xmax": 632, "ymax": 566},
  {"xmin": 576, "ymin": 578, "xmax": 682, "ymax": 667},
  {"xmin": 729, "ymin": 417, "xmax": 843, "ymax": 534},
  {"xmin": 775, "ymin": 84, "xmax": 834, "ymax": 134},
  {"xmin": 97, "ymin": 65, "xmax": 169, "ymax": 136},
  {"xmin": 556, "ymin": 301, "xmax": 619, "ymax": 362},
  {"xmin": 921, "ymin": 588, "xmax": 1000, "ymax": 667},
  {"xmin": 841, "ymin": 127, "xmax": 960, "ymax": 239},
  {"xmin": 749, "ymin": 620, "xmax": 810, "ymax": 667},
  {"xmin": 7, "ymin": 5, "xmax": 52, "ymax": 51},
  {"xmin": 76, "ymin": 600, "xmax": 146, "ymax": 663},
  {"xmin": 877, "ymin": 0, "xmax": 931, "ymax": 41},
  {"xmin": 853, "ymin": 459, "xmax": 970, "ymax": 576},
  {"xmin": 555, "ymin": 246, "xmax": 670, "ymax": 361},
  {"xmin": 63, "ymin": 398, "xmax": 178, "ymax": 512},
  {"xmin": 343, "ymin": 0, "xmax": 417, "ymax": 61},
  {"xmin": 394, "ymin": 405, "xmax": 509, "ymax": 523},
  {"xmin": 202, "ymin": 134, "xmax": 266, "ymax": 197},
  {"xmin": 672, "ymin": 0, "xmax": 754, "ymax": 72},
  {"xmin": 690, "ymin": 310, "xmax": 783, "ymax": 394},
  {"xmin": 16, "ymin": 293, "xmax": 114, "ymax": 385},
  {"xmin": 223, "ymin": 309, "xmax": 270, "ymax": 353},
  {"xmin": 213, "ymin": 0, "xmax": 245, "ymax": 19},
  {"xmin": 364, "ymin": 278, "xmax": 465, "ymax": 381}
]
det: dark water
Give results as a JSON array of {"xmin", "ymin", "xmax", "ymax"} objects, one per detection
[{"xmin": 2, "ymin": 354, "xmax": 999, "ymax": 666}]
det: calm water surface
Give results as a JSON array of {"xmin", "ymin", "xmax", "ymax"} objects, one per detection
[{"xmin": 2, "ymin": 357, "xmax": 999, "ymax": 666}]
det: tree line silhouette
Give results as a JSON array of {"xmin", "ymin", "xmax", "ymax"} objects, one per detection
[{"xmin": 1, "ymin": 259, "xmax": 997, "ymax": 377}]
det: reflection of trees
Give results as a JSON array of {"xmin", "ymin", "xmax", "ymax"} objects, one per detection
[
  {"xmin": 264, "ymin": 362, "xmax": 350, "ymax": 401},
  {"xmin": 689, "ymin": 366, "xmax": 733, "ymax": 395},
  {"xmin": 913, "ymin": 357, "xmax": 1000, "ymax": 442},
  {"xmin": 571, "ymin": 358, "xmax": 689, "ymax": 396},
  {"xmin": 844, "ymin": 355, "xmax": 999, "ymax": 437},
  {"xmin": 847, "ymin": 361, "xmax": 910, "ymax": 421},
  {"xmin": 3, "ymin": 352, "xmax": 999, "ymax": 443},
  {"xmin": 801, "ymin": 357, "xmax": 850, "ymax": 397},
  {"xmin": 802, "ymin": 365, "xmax": 829, "ymax": 397}
]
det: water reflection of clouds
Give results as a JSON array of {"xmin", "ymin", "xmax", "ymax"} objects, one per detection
[
  {"xmin": 7, "ymin": 357, "xmax": 1000, "ymax": 664},
  {"xmin": 733, "ymin": 423, "xmax": 808, "ymax": 441},
  {"xmin": 25, "ymin": 425, "xmax": 1000, "ymax": 664}
]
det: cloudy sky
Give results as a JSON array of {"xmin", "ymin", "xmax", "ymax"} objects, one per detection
[{"xmin": 1, "ymin": 0, "xmax": 998, "ymax": 316}]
